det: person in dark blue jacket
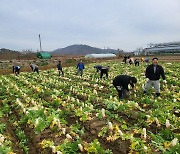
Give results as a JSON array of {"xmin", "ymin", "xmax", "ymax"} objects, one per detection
[
  {"xmin": 13, "ymin": 65, "xmax": 20, "ymax": 75},
  {"xmin": 57, "ymin": 60, "xmax": 64, "ymax": 76},
  {"xmin": 94, "ymin": 65, "xmax": 103, "ymax": 73},
  {"xmin": 76, "ymin": 60, "xmax": 85, "ymax": 77}
]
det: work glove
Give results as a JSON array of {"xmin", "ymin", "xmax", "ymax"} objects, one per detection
[
  {"xmin": 116, "ymin": 86, "xmax": 121, "ymax": 90},
  {"xmin": 163, "ymin": 80, "xmax": 167, "ymax": 84},
  {"xmin": 146, "ymin": 78, "xmax": 149, "ymax": 82}
]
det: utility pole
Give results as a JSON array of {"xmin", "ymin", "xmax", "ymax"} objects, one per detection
[{"xmin": 39, "ymin": 34, "xmax": 42, "ymax": 52}]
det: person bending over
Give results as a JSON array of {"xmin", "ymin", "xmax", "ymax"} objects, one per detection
[{"xmin": 113, "ymin": 75, "xmax": 137, "ymax": 99}]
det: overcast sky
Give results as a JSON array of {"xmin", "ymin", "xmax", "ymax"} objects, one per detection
[{"xmin": 0, "ymin": 0, "xmax": 180, "ymax": 52}]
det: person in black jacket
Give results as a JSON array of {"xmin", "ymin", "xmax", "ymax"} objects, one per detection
[
  {"xmin": 57, "ymin": 60, "xmax": 64, "ymax": 76},
  {"xmin": 144, "ymin": 57, "xmax": 166, "ymax": 96},
  {"xmin": 94, "ymin": 65, "xmax": 103, "ymax": 73},
  {"xmin": 123, "ymin": 55, "xmax": 128, "ymax": 64},
  {"xmin": 113, "ymin": 75, "xmax": 137, "ymax": 99}
]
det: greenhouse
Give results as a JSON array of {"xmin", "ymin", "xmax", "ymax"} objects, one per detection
[
  {"xmin": 144, "ymin": 42, "xmax": 180, "ymax": 55},
  {"xmin": 37, "ymin": 52, "xmax": 52, "ymax": 59},
  {"xmin": 85, "ymin": 53, "xmax": 116, "ymax": 58}
]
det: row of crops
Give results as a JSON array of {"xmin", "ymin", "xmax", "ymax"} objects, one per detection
[{"xmin": 0, "ymin": 61, "xmax": 179, "ymax": 154}]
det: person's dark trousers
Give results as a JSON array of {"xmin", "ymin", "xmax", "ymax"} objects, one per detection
[
  {"xmin": 114, "ymin": 86, "xmax": 128, "ymax": 99},
  {"xmin": 156, "ymin": 93, "xmax": 160, "ymax": 97},
  {"xmin": 34, "ymin": 68, "xmax": 39, "ymax": 74},
  {"xmin": 135, "ymin": 62, "xmax": 139, "ymax": 66},
  {"xmin": 15, "ymin": 69, "xmax": 20, "ymax": 75},
  {"xmin": 100, "ymin": 71, "xmax": 108, "ymax": 78},
  {"xmin": 58, "ymin": 69, "xmax": 64, "ymax": 76}
]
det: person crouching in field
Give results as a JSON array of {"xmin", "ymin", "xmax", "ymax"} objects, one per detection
[
  {"xmin": 94, "ymin": 65, "xmax": 103, "ymax": 73},
  {"xmin": 57, "ymin": 60, "xmax": 64, "ymax": 76},
  {"xmin": 129, "ymin": 58, "xmax": 134, "ymax": 65},
  {"xmin": 144, "ymin": 57, "xmax": 166, "ymax": 96},
  {"xmin": 29, "ymin": 63, "xmax": 39, "ymax": 74},
  {"xmin": 100, "ymin": 66, "xmax": 110, "ymax": 79},
  {"xmin": 76, "ymin": 60, "xmax": 85, "ymax": 77},
  {"xmin": 113, "ymin": 75, "xmax": 137, "ymax": 99},
  {"xmin": 13, "ymin": 65, "xmax": 20, "ymax": 75},
  {"xmin": 134, "ymin": 59, "xmax": 140, "ymax": 66}
]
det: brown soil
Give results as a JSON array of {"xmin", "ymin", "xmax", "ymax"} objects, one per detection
[{"xmin": 0, "ymin": 117, "xmax": 24, "ymax": 154}]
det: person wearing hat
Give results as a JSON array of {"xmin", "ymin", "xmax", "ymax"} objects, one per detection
[
  {"xmin": 113, "ymin": 75, "xmax": 137, "ymax": 99},
  {"xmin": 57, "ymin": 60, "xmax": 64, "ymax": 76},
  {"xmin": 144, "ymin": 57, "xmax": 166, "ymax": 96}
]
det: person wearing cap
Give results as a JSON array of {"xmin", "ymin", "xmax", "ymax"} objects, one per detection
[
  {"xmin": 144, "ymin": 57, "xmax": 166, "ymax": 96},
  {"xmin": 57, "ymin": 60, "xmax": 64, "ymax": 76},
  {"xmin": 29, "ymin": 63, "xmax": 39, "ymax": 74},
  {"xmin": 13, "ymin": 65, "xmax": 20, "ymax": 75},
  {"xmin": 113, "ymin": 75, "xmax": 137, "ymax": 99},
  {"xmin": 100, "ymin": 66, "xmax": 110, "ymax": 79},
  {"xmin": 94, "ymin": 65, "xmax": 103, "ymax": 73}
]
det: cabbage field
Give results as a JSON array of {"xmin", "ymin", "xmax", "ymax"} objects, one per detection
[{"xmin": 0, "ymin": 61, "xmax": 179, "ymax": 154}]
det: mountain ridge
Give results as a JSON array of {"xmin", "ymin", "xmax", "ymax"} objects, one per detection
[{"xmin": 51, "ymin": 44, "xmax": 118, "ymax": 55}]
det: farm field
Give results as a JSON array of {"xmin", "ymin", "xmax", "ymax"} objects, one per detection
[{"xmin": 0, "ymin": 61, "xmax": 179, "ymax": 154}]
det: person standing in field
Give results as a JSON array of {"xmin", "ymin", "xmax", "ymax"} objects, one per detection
[
  {"xmin": 100, "ymin": 66, "xmax": 110, "ymax": 79},
  {"xmin": 13, "ymin": 65, "xmax": 20, "ymax": 75},
  {"xmin": 76, "ymin": 60, "xmax": 85, "ymax": 77},
  {"xmin": 113, "ymin": 75, "xmax": 137, "ymax": 99},
  {"xmin": 144, "ymin": 57, "xmax": 166, "ymax": 96},
  {"xmin": 29, "ymin": 63, "xmax": 39, "ymax": 74},
  {"xmin": 57, "ymin": 60, "xmax": 64, "ymax": 76},
  {"xmin": 123, "ymin": 55, "xmax": 128, "ymax": 64}
]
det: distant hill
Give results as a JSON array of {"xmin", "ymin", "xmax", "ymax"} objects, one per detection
[
  {"xmin": 51, "ymin": 44, "xmax": 118, "ymax": 55},
  {"xmin": 0, "ymin": 48, "xmax": 36, "ymax": 60}
]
